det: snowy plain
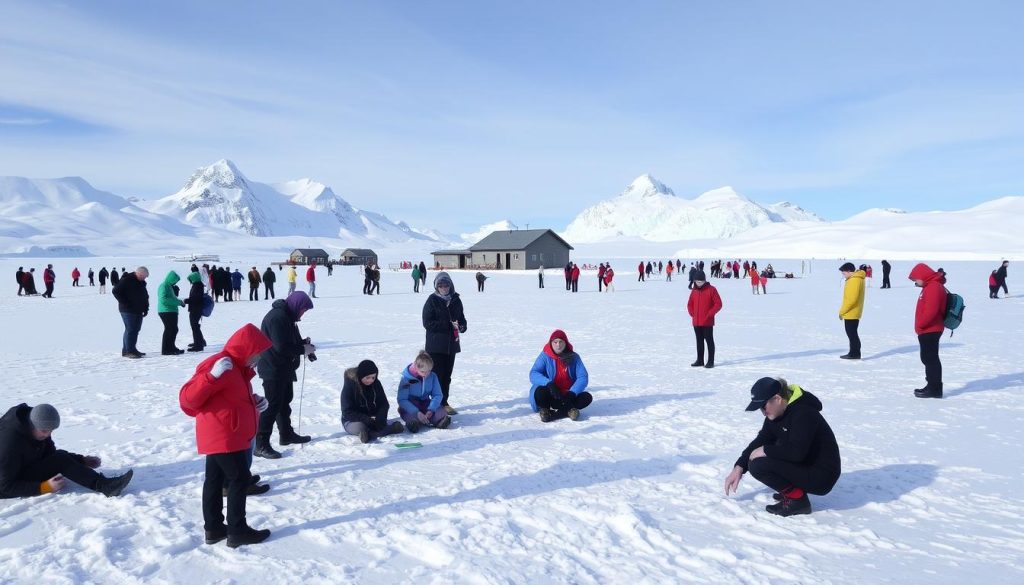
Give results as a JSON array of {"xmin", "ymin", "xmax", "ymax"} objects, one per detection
[{"xmin": 0, "ymin": 255, "xmax": 1022, "ymax": 584}]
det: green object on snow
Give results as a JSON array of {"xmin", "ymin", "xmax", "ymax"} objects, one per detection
[{"xmin": 394, "ymin": 442, "xmax": 423, "ymax": 449}]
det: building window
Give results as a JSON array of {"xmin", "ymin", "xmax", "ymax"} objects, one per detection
[
  {"xmin": 514, "ymin": 254, "xmax": 519, "ymax": 260},
  {"xmin": 531, "ymin": 254, "xmax": 536, "ymax": 261}
]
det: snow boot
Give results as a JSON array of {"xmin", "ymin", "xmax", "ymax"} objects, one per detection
[
  {"xmin": 253, "ymin": 442, "xmax": 282, "ymax": 460},
  {"xmin": 204, "ymin": 525, "xmax": 228, "ymax": 545},
  {"xmin": 839, "ymin": 353, "xmax": 861, "ymax": 360},
  {"xmin": 704, "ymin": 361, "xmax": 715, "ymax": 369},
  {"xmin": 94, "ymin": 469, "xmax": 133, "ymax": 497},
  {"xmin": 387, "ymin": 421, "xmax": 405, "ymax": 435},
  {"xmin": 222, "ymin": 483, "xmax": 270, "ymax": 497},
  {"xmin": 437, "ymin": 415, "xmax": 452, "ymax": 429},
  {"xmin": 279, "ymin": 432, "xmax": 311, "ymax": 445},
  {"xmin": 567, "ymin": 408, "xmax": 581, "ymax": 421},
  {"xmin": 406, "ymin": 420, "xmax": 421, "ymax": 433},
  {"xmin": 690, "ymin": 360, "xmax": 704, "ymax": 367},
  {"xmin": 226, "ymin": 526, "xmax": 271, "ymax": 548},
  {"xmin": 914, "ymin": 384, "xmax": 943, "ymax": 399},
  {"xmin": 443, "ymin": 404, "xmax": 459, "ymax": 415},
  {"xmin": 538, "ymin": 408, "xmax": 553, "ymax": 423},
  {"xmin": 766, "ymin": 494, "xmax": 811, "ymax": 517},
  {"xmin": 358, "ymin": 429, "xmax": 370, "ymax": 444}
]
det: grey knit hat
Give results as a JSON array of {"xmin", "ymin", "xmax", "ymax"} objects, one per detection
[{"xmin": 30, "ymin": 404, "xmax": 60, "ymax": 431}]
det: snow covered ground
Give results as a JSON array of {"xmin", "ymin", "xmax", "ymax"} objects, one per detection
[{"xmin": 0, "ymin": 256, "xmax": 1021, "ymax": 584}]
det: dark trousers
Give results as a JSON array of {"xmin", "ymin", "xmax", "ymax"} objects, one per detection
[
  {"xmin": 414, "ymin": 279, "xmax": 420, "ymax": 292},
  {"xmin": 638, "ymin": 273, "xmax": 644, "ymax": 282},
  {"xmin": 17, "ymin": 283, "xmax": 23, "ymax": 295},
  {"xmin": 989, "ymin": 285, "xmax": 999, "ymax": 298},
  {"xmin": 258, "ymin": 377, "xmax": 295, "ymax": 442},
  {"xmin": 371, "ymin": 281, "xmax": 379, "ymax": 294},
  {"xmin": 120, "ymin": 312, "xmax": 143, "ymax": 353},
  {"xmin": 843, "ymin": 319, "xmax": 861, "ymax": 357},
  {"xmin": 188, "ymin": 312, "xmax": 206, "ymax": 348},
  {"xmin": 918, "ymin": 332, "xmax": 942, "ymax": 390},
  {"xmin": 998, "ymin": 280, "xmax": 1008, "ymax": 295},
  {"xmin": 571, "ymin": 278, "xmax": 578, "ymax": 292},
  {"xmin": 747, "ymin": 456, "xmax": 839, "ymax": 496},
  {"xmin": 363, "ymin": 278, "xmax": 371, "ymax": 294},
  {"xmin": 202, "ymin": 450, "xmax": 251, "ymax": 533},
  {"xmin": 249, "ymin": 286, "xmax": 259, "ymax": 301},
  {"xmin": 158, "ymin": 312, "xmax": 179, "ymax": 353},
  {"xmin": 694, "ymin": 325, "xmax": 715, "ymax": 364},
  {"xmin": 539, "ymin": 274, "xmax": 544, "ymax": 288},
  {"xmin": 478, "ymin": 280, "xmax": 485, "ymax": 292},
  {"xmin": 565, "ymin": 276, "xmax": 571, "ymax": 290},
  {"xmin": 534, "ymin": 387, "xmax": 594, "ymax": 418},
  {"xmin": 265, "ymin": 283, "xmax": 275, "ymax": 299},
  {"xmin": 881, "ymin": 272, "xmax": 891, "ymax": 288},
  {"xmin": 18, "ymin": 449, "xmax": 102, "ymax": 492},
  {"xmin": 597, "ymin": 276, "xmax": 601, "ymax": 291},
  {"xmin": 429, "ymin": 352, "xmax": 456, "ymax": 406},
  {"xmin": 43, "ymin": 282, "xmax": 54, "ymax": 297}
]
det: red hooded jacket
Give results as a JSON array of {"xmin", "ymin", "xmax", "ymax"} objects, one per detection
[
  {"xmin": 179, "ymin": 324, "xmax": 272, "ymax": 454},
  {"xmin": 571, "ymin": 266, "xmax": 580, "ymax": 280},
  {"xmin": 909, "ymin": 263, "xmax": 946, "ymax": 335},
  {"xmin": 603, "ymin": 268, "xmax": 614, "ymax": 285},
  {"xmin": 306, "ymin": 265, "xmax": 316, "ymax": 282},
  {"xmin": 687, "ymin": 283, "xmax": 723, "ymax": 326}
]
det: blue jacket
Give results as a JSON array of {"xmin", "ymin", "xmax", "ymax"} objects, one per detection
[
  {"xmin": 528, "ymin": 351, "xmax": 589, "ymax": 412},
  {"xmin": 231, "ymin": 271, "xmax": 244, "ymax": 288},
  {"xmin": 397, "ymin": 366, "xmax": 444, "ymax": 413}
]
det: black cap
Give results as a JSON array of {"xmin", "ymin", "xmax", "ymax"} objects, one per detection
[
  {"xmin": 839, "ymin": 262, "xmax": 856, "ymax": 272},
  {"xmin": 356, "ymin": 359, "xmax": 379, "ymax": 380},
  {"xmin": 694, "ymin": 270, "xmax": 706, "ymax": 281},
  {"xmin": 745, "ymin": 377, "xmax": 782, "ymax": 411}
]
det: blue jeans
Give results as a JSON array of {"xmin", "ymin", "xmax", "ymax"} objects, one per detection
[{"xmin": 120, "ymin": 312, "xmax": 143, "ymax": 353}]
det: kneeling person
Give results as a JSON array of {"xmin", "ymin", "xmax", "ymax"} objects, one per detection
[
  {"xmin": 529, "ymin": 330, "xmax": 592, "ymax": 422},
  {"xmin": 341, "ymin": 360, "xmax": 405, "ymax": 443},
  {"xmin": 724, "ymin": 377, "xmax": 841, "ymax": 517},
  {"xmin": 397, "ymin": 351, "xmax": 451, "ymax": 432},
  {"xmin": 0, "ymin": 403, "xmax": 133, "ymax": 498}
]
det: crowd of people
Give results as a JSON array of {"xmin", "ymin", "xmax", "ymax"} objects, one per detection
[{"xmin": 0, "ymin": 255, "xmax": 1009, "ymax": 547}]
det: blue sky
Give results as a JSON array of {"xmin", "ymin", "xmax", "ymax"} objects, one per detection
[{"xmin": 1, "ymin": 0, "xmax": 1022, "ymax": 233}]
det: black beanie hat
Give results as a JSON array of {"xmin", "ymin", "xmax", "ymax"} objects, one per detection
[
  {"xmin": 839, "ymin": 262, "xmax": 856, "ymax": 272},
  {"xmin": 356, "ymin": 360, "xmax": 379, "ymax": 380},
  {"xmin": 694, "ymin": 269, "xmax": 707, "ymax": 281}
]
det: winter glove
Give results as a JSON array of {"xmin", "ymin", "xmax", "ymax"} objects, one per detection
[
  {"xmin": 82, "ymin": 456, "xmax": 102, "ymax": 469},
  {"xmin": 211, "ymin": 357, "xmax": 233, "ymax": 379},
  {"xmin": 42, "ymin": 475, "xmax": 66, "ymax": 494},
  {"xmin": 458, "ymin": 323, "xmax": 467, "ymax": 334},
  {"xmin": 254, "ymin": 394, "xmax": 269, "ymax": 413},
  {"xmin": 303, "ymin": 343, "xmax": 316, "ymax": 356},
  {"xmin": 417, "ymin": 411, "xmax": 431, "ymax": 424},
  {"xmin": 547, "ymin": 384, "xmax": 563, "ymax": 405}
]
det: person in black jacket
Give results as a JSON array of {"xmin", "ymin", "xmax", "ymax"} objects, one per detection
[
  {"xmin": 16, "ymin": 267, "xmax": 24, "ymax": 296},
  {"xmin": 724, "ymin": 377, "xmax": 841, "ymax": 517},
  {"xmin": 880, "ymin": 259, "xmax": 892, "ymax": 289},
  {"xmin": 422, "ymin": 272, "xmax": 467, "ymax": 415},
  {"xmin": 254, "ymin": 292, "xmax": 315, "ymax": 458},
  {"xmin": 262, "ymin": 267, "xmax": 276, "ymax": 300},
  {"xmin": 109, "ymin": 267, "xmax": 120, "ymax": 286},
  {"xmin": 995, "ymin": 260, "xmax": 1009, "ymax": 296},
  {"xmin": 111, "ymin": 266, "xmax": 150, "ymax": 358},
  {"xmin": 184, "ymin": 271, "xmax": 208, "ymax": 352},
  {"xmin": 0, "ymin": 403, "xmax": 133, "ymax": 499},
  {"xmin": 98, "ymin": 267, "xmax": 109, "ymax": 294},
  {"xmin": 340, "ymin": 360, "xmax": 404, "ymax": 443}
]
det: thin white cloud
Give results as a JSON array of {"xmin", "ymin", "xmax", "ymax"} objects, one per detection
[{"xmin": 0, "ymin": 117, "xmax": 50, "ymax": 125}]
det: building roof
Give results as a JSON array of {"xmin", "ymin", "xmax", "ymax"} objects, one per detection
[
  {"xmin": 468, "ymin": 229, "xmax": 573, "ymax": 251},
  {"xmin": 291, "ymin": 248, "xmax": 329, "ymax": 256},
  {"xmin": 431, "ymin": 249, "xmax": 471, "ymax": 255},
  {"xmin": 341, "ymin": 248, "xmax": 376, "ymax": 256}
]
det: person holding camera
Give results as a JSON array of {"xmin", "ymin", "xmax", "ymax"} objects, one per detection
[
  {"xmin": 254, "ymin": 292, "xmax": 315, "ymax": 459},
  {"xmin": 528, "ymin": 330, "xmax": 592, "ymax": 422}
]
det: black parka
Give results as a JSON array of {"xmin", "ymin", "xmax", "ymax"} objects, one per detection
[
  {"xmin": 339, "ymin": 368, "xmax": 390, "ymax": 428},
  {"xmin": 0, "ymin": 404, "xmax": 85, "ymax": 498},
  {"xmin": 111, "ymin": 273, "xmax": 149, "ymax": 315},
  {"xmin": 422, "ymin": 292, "xmax": 466, "ymax": 355},
  {"xmin": 256, "ymin": 300, "xmax": 305, "ymax": 381}
]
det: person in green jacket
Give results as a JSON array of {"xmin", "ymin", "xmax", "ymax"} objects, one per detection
[
  {"xmin": 412, "ymin": 265, "xmax": 421, "ymax": 293},
  {"xmin": 157, "ymin": 270, "xmax": 187, "ymax": 355}
]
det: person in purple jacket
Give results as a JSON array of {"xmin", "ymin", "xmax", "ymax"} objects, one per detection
[{"xmin": 528, "ymin": 330, "xmax": 592, "ymax": 422}]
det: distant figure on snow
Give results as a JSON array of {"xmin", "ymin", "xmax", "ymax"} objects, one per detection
[
  {"xmin": 909, "ymin": 263, "xmax": 946, "ymax": 398},
  {"xmin": 994, "ymin": 260, "xmax": 1009, "ymax": 297},
  {"xmin": 184, "ymin": 271, "xmax": 207, "ymax": 352},
  {"xmin": 112, "ymin": 266, "xmax": 150, "ymax": 359},
  {"xmin": 305, "ymin": 263, "xmax": 317, "ymax": 298},
  {"xmin": 880, "ymin": 259, "xmax": 892, "ymax": 289},
  {"xmin": 247, "ymin": 267, "xmax": 261, "ymax": 302},
  {"xmin": 837, "ymin": 262, "xmax": 865, "ymax": 360},
  {"xmin": 71, "ymin": 267, "xmax": 81, "ymax": 287},
  {"xmin": 262, "ymin": 266, "xmax": 276, "ymax": 300},
  {"xmin": 476, "ymin": 271, "xmax": 487, "ymax": 292},
  {"xmin": 687, "ymin": 270, "xmax": 722, "ymax": 369},
  {"xmin": 157, "ymin": 270, "xmax": 187, "ymax": 355}
]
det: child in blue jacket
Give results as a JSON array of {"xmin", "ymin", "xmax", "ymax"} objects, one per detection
[
  {"xmin": 397, "ymin": 351, "xmax": 451, "ymax": 432},
  {"xmin": 528, "ymin": 330, "xmax": 592, "ymax": 422}
]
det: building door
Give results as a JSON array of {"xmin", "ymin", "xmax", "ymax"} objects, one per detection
[
  {"xmin": 459, "ymin": 255, "xmax": 466, "ymax": 269},
  {"xmin": 505, "ymin": 253, "xmax": 511, "ymax": 270}
]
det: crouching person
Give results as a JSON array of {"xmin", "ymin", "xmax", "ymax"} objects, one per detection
[
  {"xmin": 0, "ymin": 403, "xmax": 133, "ymax": 498},
  {"xmin": 724, "ymin": 377, "xmax": 841, "ymax": 517},
  {"xmin": 180, "ymin": 323, "xmax": 273, "ymax": 548},
  {"xmin": 397, "ymin": 351, "xmax": 451, "ymax": 432},
  {"xmin": 529, "ymin": 330, "xmax": 592, "ymax": 422},
  {"xmin": 342, "ymin": 360, "xmax": 405, "ymax": 443}
]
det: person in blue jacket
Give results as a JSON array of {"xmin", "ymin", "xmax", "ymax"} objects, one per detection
[
  {"xmin": 397, "ymin": 351, "xmax": 452, "ymax": 432},
  {"xmin": 529, "ymin": 330, "xmax": 592, "ymax": 422}
]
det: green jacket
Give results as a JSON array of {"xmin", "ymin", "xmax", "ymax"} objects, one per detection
[
  {"xmin": 157, "ymin": 271, "xmax": 185, "ymax": 313},
  {"xmin": 412, "ymin": 267, "xmax": 421, "ymax": 280}
]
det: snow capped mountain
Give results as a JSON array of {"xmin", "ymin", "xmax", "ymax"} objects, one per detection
[
  {"xmin": 0, "ymin": 176, "xmax": 202, "ymax": 246},
  {"xmin": 140, "ymin": 159, "xmax": 435, "ymax": 242},
  {"xmin": 461, "ymin": 220, "xmax": 519, "ymax": 245},
  {"xmin": 562, "ymin": 175, "xmax": 822, "ymax": 243}
]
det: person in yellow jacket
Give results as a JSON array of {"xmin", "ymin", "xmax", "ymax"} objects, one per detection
[
  {"xmin": 286, "ymin": 266, "xmax": 297, "ymax": 295},
  {"xmin": 837, "ymin": 262, "xmax": 865, "ymax": 359}
]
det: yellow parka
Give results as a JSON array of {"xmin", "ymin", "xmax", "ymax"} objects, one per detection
[
  {"xmin": 839, "ymin": 270, "xmax": 866, "ymax": 319},
  {"xmin": 287, "ymin": 266, "xmax": 297, "ymax": 283}
]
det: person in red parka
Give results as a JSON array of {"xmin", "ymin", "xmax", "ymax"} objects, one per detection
[
  {"xmin": 750, "ymin": 266, "xmax": 760, "ymax": 295},
  {"xmin": 180, "ymin": 323, "xmax": 274, "ymax": 547},
  {"xmin": 603, "ymin": 265, "xmax": 615, "ymax": 292},
  {"xmin": 666, "ymin": 260, "xmax": 674, "ymax": 282},
  {"xmin": 638, "ymin": 261, "xmax": 645, "ymax": 282},
  {"xmin": 570, "ymin": 263, "xmax": 580, "ymax": 293},
  {"xmin": 71, "ymin": 268, "xmax": 81, "ymax": 287},
  {"xmin": 305, "ymin": 262, "xmax": 317, "ymax": 298},
  {"xmin": 597, "ymin": 263, "xmax": 606, "ymax": 291},
  {"xmin": 909, "ymin": 263, "xmax": 946, "ymax": 398},
  {"xmin": 687, "ymin": 270, "xmax": 723, "ymax": 368}
]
